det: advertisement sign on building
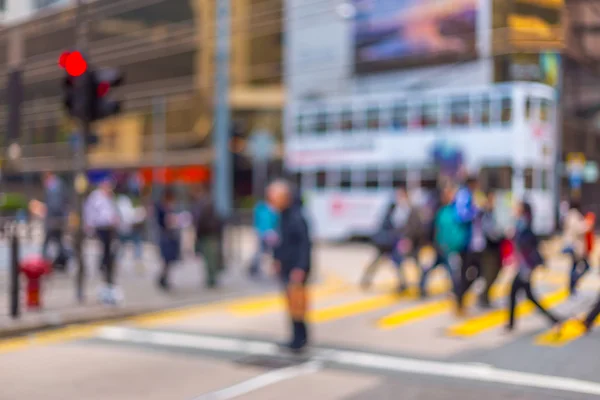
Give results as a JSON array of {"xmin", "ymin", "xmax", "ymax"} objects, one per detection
[{"xmin": 352, "ymin": 0, "xmax": 478, "ymax": 73}]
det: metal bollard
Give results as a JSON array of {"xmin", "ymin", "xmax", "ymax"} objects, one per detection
[{"xmin": 10, "ymin": 231, "xmax": 20, "ymax": 319}]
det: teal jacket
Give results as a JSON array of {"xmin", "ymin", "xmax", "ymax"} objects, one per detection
[{"xmin": 254, "ymin": 201, "xmax": 279, "ymax": 236}]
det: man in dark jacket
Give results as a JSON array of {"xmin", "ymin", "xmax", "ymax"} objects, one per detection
[
  {"xmin": 192, "ymin": 184, "xmax": 223, "ymax": 288},
  {"xmin": 268, "ymin": 180, "xmax": 312, "ymax": 352},
  {"xmin": 40, "ymin": 172, "xmax": 69, "ymax": 270}
]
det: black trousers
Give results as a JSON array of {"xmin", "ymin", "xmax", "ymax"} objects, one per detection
[
  {"xmin": 456, "ymin": 251, "xmax": 483, "ymax": 310},
  {"xmin": 42, "ymin": 228, "xmax": 66, "ymax": 260},
  {"xmin": 508, "ymin": 273, "xmax": 559, "ymax": 329},
  {"xmin": 96, "ymin": 228, "xmax": 116, "ymax": 286},
  {"xmin": 480, "ymin": 247, "xmax": 502, "ymax": 303}
]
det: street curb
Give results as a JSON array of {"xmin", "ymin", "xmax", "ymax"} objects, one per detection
[{"xmin": 0, "ymin": 305, "xmax": 169, "ymax": 339}]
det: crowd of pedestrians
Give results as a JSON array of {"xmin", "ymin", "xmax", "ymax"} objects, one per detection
[{"xmin": 22, "ymin": 168, "xmax": 600, "ymax": 351}]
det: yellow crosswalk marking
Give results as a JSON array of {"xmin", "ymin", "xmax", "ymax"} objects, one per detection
[
  {"xmin": 308, "ymin": 280, "xmax": 452, "ymax": 324},
  {"xmin": 447, "ymin": 288, "xmax": 569, "ymax": 337},
  {"xmin": 377, "ymin": 284, "xmax": 508, "ymax": 330},
  {"xmin": 535, "ymin": 317, "xmax": 598, "ymax": 347},
  {"xmin": 228, "ymin": 281, "xmax": 349, "ymax": 317}
]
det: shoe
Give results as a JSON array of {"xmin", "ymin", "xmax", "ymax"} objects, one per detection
[
  {"xmin": 478, "ymin": 298, "xmax": 493, "ymax": 309},
  {"xmin": 157, "ymin": 276, "xmax": 170, "ymax": 291},
  {"xmin": 505, "ymin": 324, "xmax": 514, "ymax": 333},
  {"xmin": 396, "ymin": 283, "xmax": 408, "ymax": 294},
  {"xmin": 97, "ymin": 285, "xmax": 123, "ymax": 306}
]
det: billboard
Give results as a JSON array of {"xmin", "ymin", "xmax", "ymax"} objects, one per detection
[{"xmin": 353, "ymin": 0, "xmax": 478, "ymax": 74}]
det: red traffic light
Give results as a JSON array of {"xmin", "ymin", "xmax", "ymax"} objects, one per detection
[
  {"xmin": 58, "ymin": 51, "xmax": 70, "ymax": 68},
  {"xmin": 97, "ymin": 81, "xmax": 110, "ymax": 97},
  {"xmin": 59, "ymin": 51, "xmax": 87, "ymax": 77}
]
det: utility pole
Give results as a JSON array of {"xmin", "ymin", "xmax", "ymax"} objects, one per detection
[
  {"xmin": 213, "ymin": 0, "xmax": 233, "ymax": 218},
  {"xmin": 74, "ymin": 0, "xmax": 90, "ymax": 303}
]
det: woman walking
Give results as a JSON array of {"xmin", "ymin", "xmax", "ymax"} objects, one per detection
[
  {"xmin": 506, "ymin": 201, "xmax": 561, "ymax": 332},
  {"xmin": 562, "ymin": 199, "xmax": 594, "ymax": 296}
]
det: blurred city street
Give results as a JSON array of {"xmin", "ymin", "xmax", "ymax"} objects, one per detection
[{"xmin": 1, "ymin": 229, "xmax": 600, "ymax": 399}]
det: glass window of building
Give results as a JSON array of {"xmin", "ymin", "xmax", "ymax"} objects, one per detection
[{"xmin": 450, "ymin": 97, "xmax": 470, "ymax": 126}]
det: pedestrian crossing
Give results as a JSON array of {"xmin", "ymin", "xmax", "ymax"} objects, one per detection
[{"xmin": 142, "ymin": 268, "xmax": 600, "ymax": 349}]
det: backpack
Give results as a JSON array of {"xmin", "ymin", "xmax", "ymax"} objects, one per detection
[{"xmin": 435, "ymin": 205, "xmax": 469, "ymax": 254}]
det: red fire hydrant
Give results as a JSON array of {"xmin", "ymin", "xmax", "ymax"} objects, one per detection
[{"xmin": 20, "ymin": 256, "xmax": 52, "ymax": 309}]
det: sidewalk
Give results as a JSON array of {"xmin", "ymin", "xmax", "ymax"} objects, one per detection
[{"xmin": 0, "ymin": 227, "xmax": 281, "ymax": 337}]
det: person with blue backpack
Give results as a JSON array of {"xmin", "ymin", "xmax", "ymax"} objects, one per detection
[
  {"xmin": 453, "ymin": 175, "xmax": 484, "ymax": 315},
  {"xmin": 248, "ymin": 199, "xmax": 280, "ymax": 278},
  {"xmin": 419, "ymin": 184, "xmax": 464, "ymax": 298}
]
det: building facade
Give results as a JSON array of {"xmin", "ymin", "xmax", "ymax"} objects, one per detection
[{"xmin": 0, "ymin": 0, "xmax": 284, "ymax": 185}]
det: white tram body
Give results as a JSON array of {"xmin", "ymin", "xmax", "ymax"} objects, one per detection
[{"xmin": 285, "ymin": 82, "xmax": 557, "ymax": 240}]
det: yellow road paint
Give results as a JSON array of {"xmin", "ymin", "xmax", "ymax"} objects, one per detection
[
  {"xmin": 535, "ymin": 318, "xmax": 598, "ymax": 347},
  {"xmin": 447, "ymin": 288, "xmax": 569, "ymax": 337},
  {"xmin": 228, "ymin": 281, "xmax": 349, "ymax": 317},
  {"xmin": 310, "ymin": 280, "xmax": 452, "ymax": 324},
  {"xmin": 377, "ymin": 284, "xmax": 509, "ymax": 330}
]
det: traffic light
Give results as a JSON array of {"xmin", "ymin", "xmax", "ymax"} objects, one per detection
[
  {"xmin": 62, "ymin": 74, "xmax": 76, "ymax": 117},
  {"xmin": 87, "ymin": 68, "xmax": 123, "ymax": 122},
  {"xmin": 61, "ymin": 66, "xmax": 123, "ymax": 123}
]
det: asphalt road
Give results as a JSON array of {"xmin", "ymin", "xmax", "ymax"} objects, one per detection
[{"xmin": 1, "ymin": 242, "xmax": 600, "ymax": 400}]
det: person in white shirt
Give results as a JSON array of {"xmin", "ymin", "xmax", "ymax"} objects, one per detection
[
  {"xmin": 115, "ymin": 185, "xmax": 146, "ymax": 273},
  {"xmin": 84, "ymin": 178, "xmax": 121, "ymax": 305}
]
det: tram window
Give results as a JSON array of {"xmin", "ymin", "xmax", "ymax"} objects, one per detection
[
  {"xmin": 366, "ymin": 106, "xmax": 380, "ymax": 130},
  {"xmin": 341, "ymin": 109, "xmax": 353, "ymax": 131},
  {"xmin": 392, "ymin": 169, "xmax": 406, "ymax": 189},
  {"xmin": 315, "ymin": 111, "xmax": 327, "ymax": 133},
  {"xmin": 501, "ymin": 97, "xmax": 512, "ymax": 124},
  {"xmin": 479, "ymin": 96, "xmax": 491, "ymax": 126},
  {"xmin": 540, "ymin": 100, "xmax": 552, "ymax": 122},
  {"xmin": 340, "ymin": 169, "xmax": 352, "ymax": 190},
  {"xmin": 450, "ymin": 97, "xmax": 470, "ymax": 126},
  {"xmin": 296, "ymin": 115, "xmax": 304, "ymax": 134},
  {"xmin": 422, "ymin": 103, "xmax": 438, "ymax": 128},
  {"xmin": 524, "ymin": 168, "xmax": 533, "ymax": 189},
  {"xmin": 482, "ymin": 166, "xmax": 512, "ymax": 190},
  {"xmin": 392, "ymin": 103, "xmax": 408, "ymax": 130},
  {"xmin": 316, "ymin": 170, "xmax": 327, "ymax": 189},
  {"xmin": 366, "ymin": 168, "xmax": 379, "ymax": 189},
  {"xmin": 541, "ymin": 169, "xmax": 549, "ymax": 190},
  {"xmin": 525, "ymin": 98, "xmax": 532, "ymax": 120}
]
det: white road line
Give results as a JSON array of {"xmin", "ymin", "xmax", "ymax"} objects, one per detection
[
  {"xmin": 96, "ymin": 326, "xmax": 600, "ymax": 397},
  {"xmin": 190, "ymin": 361, "xmax": 322, "ymax": 400}
]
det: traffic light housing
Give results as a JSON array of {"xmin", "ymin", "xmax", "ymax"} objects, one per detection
[
  {"xmin": 88, "ymin": 68, "xmax": 123, "ymax": 122},
  {"xmin": 61, "ymin": 67, "xmax": 123, "ymax": 123}
]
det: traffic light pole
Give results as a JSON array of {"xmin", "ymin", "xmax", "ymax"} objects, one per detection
[
  {"xmin": 74, "ymin": 0, "xmax": 89, "ymax": 303},
  {"xmin": 214, "ymin": 0, "xmax": 233, "ymax": 218}
]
